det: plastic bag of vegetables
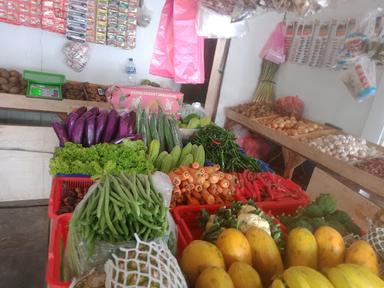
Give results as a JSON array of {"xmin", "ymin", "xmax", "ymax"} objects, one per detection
[
  {"xmin": 104, "ymin": 234, "xmax": 187, "ymax": 288},
  {"xmin": 65, "ymin": 173, "xmax": 171, "ymax": 276}
]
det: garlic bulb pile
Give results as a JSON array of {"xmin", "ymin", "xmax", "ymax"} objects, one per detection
[{"xmin": 309, "ymin": 134, "xmax": 380, "ymax": 162}]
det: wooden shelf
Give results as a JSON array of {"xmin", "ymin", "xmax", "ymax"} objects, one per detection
[
  {"xmin": 0, "ymin": 92, "xmax": 111, "ymax": 114},
  {"xmin": 226, "ymin": 108, "xmax": 384, "ymax": 199}
]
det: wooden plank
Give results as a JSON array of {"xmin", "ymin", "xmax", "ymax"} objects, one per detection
[
  {"xmin": 205, "ymin": 39, "xmax": 230, "ymax": 119},
  {"xmin": 225, "ymin": 108, "xmax": 384, "ymax": 198},
  {"xmin": 0, "ymin": 92, "xmax": 111, "ymax": 114},
  {"xmin": 0, "ymin": 125, "xmax": 58, "ymax": 153},
  {"xmin": 307, "ymin": 168, "xmax": 380, "ymax": 231}
]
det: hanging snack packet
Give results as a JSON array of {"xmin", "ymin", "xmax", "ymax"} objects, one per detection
[{"xmin": 341, "ymin": 55, "xmax": 377, "ymax": 102}]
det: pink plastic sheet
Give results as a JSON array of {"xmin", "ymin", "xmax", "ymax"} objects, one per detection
[
  {"xmin": 149, "ymin": 0, "xmax": 175, "ymax": 79},
  {"xmin": 150, "ymin": 0, "xmax": 205, "ymax": 84},
  {"xmin": 173, "ymin": 0, "xmax": 205, "ymax": 84},
  {"xmin": 260, "ymin": 22, "xmax": 286, "ymax": 64}
]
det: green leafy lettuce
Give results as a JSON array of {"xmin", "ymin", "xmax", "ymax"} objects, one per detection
[{"xmin": 49, "ymin": 140, "xmax": 154, "ymax": 176}]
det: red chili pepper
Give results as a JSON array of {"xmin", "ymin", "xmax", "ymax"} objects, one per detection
[
  {"xmin": 253, "ymin": 181, "xmax": 261, "ymax": 202},
  {"xmin": 212, "ymin": 140, "xmax": 221, "ymax": 145}
]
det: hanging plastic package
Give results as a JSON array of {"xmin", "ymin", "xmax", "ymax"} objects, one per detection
[
  {"xmin": 149, "ymin": 0, "xmax": 175, "ymax": 78},
  {"xmin": 341, "ymin": 55, "xmax": 377, "ymax": 102},
  {"xmin": 173, "ymin": 0, "xmax": 205, "ymax": 84},
  {"xmin": 260, "ymin": 21, "xmax": 286, "ymax": 64},
  {"xmin": 196, "ymin": 2, "xmax": 249, "ymax": 38},
  {"xmin": 63, "ymin": 41, "xmax": 90, "ymax": 72},
  {"xmin": 337, "ymin": 8, "xmax": 383, "ymax": 67}
]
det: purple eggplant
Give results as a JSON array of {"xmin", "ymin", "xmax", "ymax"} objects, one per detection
[
  {"xmin": 72, "ymin": 117, "xmax": 86, "ymax": 144},
  {"xmin": 117, "ymin": 116, "xmax": 129, "ymax": 139},
  {"xmin": 95, "ymin": 111, "xmax": 108, "ymax": 143},
  {"xmin": 66, "ymin": 112, "xmax": 79, "ymax": 140},
  {"xmin": 85, "ymin": 115, "xmax": 96, "ymax": 147},
  {"xmin": 88, "ymin": 107, "xmax": 99, "ymax": 115},
  {"xmin": 103, "ymin": 110, "xmax": 119, "ymax": 143},
  {"xmin": 75, "ymin": 106, "xmax": 87, "ymax": 117},
  {"xmin": 52, "ymin": 122, "xmax": 69, "ymax": 147}
]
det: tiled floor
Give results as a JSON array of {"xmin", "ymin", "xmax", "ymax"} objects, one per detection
[{"xmin": 0, "ymin": 204, "xmax": 49, "ymax": 288}]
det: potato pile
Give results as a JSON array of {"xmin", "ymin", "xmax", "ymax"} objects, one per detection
[
  {"xmin": 0, "ymin": 68, "xmax": 27, "ymax": 95},
  {"xmin": 63, "ymin": 82, "xmax": 107, "ymax": 102},
  {"xmin": 258, "ymin": 116, "xmax": 323, "ymax": 136}
]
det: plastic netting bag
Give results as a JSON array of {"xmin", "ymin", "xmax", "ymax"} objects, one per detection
[
  {"xmin": 341, "ymin": 55, "xmax": 377, "ymax": 102},
  {"xmin": 196, "ymin": 3, "xmax": 249, "ymax": 38},
  {"xmin": 63, "ymin": 41, "xmax": 90, "ymax": 72},
  {"xmin": 260, "ymin": 21, "xmax": 286, "ymax": 64},
  {"xmin": 104, "ymin": 234, "xmax": 187, "ymax": 288},
  {"xmin": 274, "ymin": 96, "xmax": 304, "ymax": 118}
]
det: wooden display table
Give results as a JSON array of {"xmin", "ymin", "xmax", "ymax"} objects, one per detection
[
  {"xmin": 225, "ymin": 108, "xmax": 384, "ymax": 199},
  {"xmin": 0, "ymin": 92, "xmax": 111, "ymax": 114}
]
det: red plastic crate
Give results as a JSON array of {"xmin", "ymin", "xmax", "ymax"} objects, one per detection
[
  {"xmin": 48, "ymin": 176, "xmax": 94, "ymax": 219},
  {"xmin": 172, "ymin": 204, "xmax": 288, "ymax": 255},
  {"xmin": 46, "ymin": 214, "xmax": 71, "ymax": 288}
]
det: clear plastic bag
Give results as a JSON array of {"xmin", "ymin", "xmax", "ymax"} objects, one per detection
[
  {"xmin": 337, "ymin": 8, "xmax": 383, "ymax": 67},
  {"xmin": 260, "ymin": 21, "xmax": 286, "ymax": 64},
  {"xmin": 196, "ymin": 3, "xmax": 249, "ymax": 38},
  {"xmin": 199, "ymin": 0, "xmax": 258, "ymax": 22},
  {"xmin": 341, "ymin": 55, "xmax": 377, "ymax": 103}
]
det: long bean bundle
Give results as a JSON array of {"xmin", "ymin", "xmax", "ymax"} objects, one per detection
[
  {"xmin": 253, "ymin": 59, "xmax": 279, "ymax": 103},
  {"xmin": 191, "ymin": 124, "xmax": 261, "ymax": 172},
  {"xmin": 66, "ymin": 173, "xmax": 168, "ymax": 275}
]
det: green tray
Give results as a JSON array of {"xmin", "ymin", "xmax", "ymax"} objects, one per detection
[{"xmin": 23, "ymin": 70, "xmax": 65, "ymax": 100}]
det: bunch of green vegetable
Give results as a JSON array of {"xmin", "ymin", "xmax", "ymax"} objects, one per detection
[
  {"xmin": 279, "ymin": 193, "xmax": 361, "ymax": 236},
  {"xmin": 178, "ymin": 113, "xmax": 211, "ymax": 129},
  {"xmin": 136, "ymin": 106, "xmax": 182, "ymax": 152},
  {"xmin": 49, "ymin": 140, "xmax": 153, "ymax": 176},
  {"xmin": 199, "ymin": 200, "xmax": 285, "ymax": 250},
  {"xmin": 253, "ymin": 59, "xmax": 279, "ymax": 103},
  {"xmin": 191, "ymin": 124, "xmax": 261, "ymax": 172},
  {"xmin": 67, "ymin": 173, "xmax": 168, "ymax": 274},
  {"xmin": 149, "ymin": 140, "xmax": 205, "ymax": 173}
]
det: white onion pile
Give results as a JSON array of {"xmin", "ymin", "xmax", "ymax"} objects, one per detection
[{"xmin": 309, "ymin": 134, "xmax": 380, "ymax": 162}]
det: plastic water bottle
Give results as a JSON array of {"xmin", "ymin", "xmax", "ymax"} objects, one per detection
[{"xmin": 126, "ymin": 58, "xmax": 137, "ymax": 85}]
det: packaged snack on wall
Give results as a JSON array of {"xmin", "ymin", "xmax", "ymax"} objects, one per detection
[
  {"xmin": 42, "ymin": 0, "xmax": 67, "ymax": 34},
  {"xmin": 284, "ymin": 21, "xmax": 296, "ymax": 57},
  {"xmin": 63, "ymin": 41, "xmax": 90, "ymax": 72},
  {"xmin": 308, "ymin": 20, "xmax": 331, "ymax": 68},
  {"xmin": 341, "ymin": 55, "xmax": 377, "ymax": 102}
]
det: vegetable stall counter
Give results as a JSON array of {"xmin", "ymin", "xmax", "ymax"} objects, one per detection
[
  {"xmin": 225, "ymin": 108, "xmax": 384, "ymax": 199},
  {"xmin": 0, "ymin": 92, "xmax": 111, "ymax": 114}
]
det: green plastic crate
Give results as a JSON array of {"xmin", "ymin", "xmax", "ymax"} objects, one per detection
[{"xmin": 23, "ymin": 70, "xmax": 65, "ymax": 100}]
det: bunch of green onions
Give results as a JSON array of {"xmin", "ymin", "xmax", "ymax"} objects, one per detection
[{"xmin": 253, "ymin": 59, "xmax": 279, "ymax": 103}]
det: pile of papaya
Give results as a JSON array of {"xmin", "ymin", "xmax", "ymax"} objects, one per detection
[{"xmin": 178, "ymin": 197, "xmax": 383, "ymax": 288}]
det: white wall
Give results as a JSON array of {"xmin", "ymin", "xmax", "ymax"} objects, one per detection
[
  {"xmin": 276, "ymin": 0, "xmax": 384, "ymax": 138},
  {"xmin": 0, "ymin": 0, "xmax": 175, "ymax": 88},
  {"xmin": 216, "ymin": 0, "xmax": 384, "ymax": 143},
  {"xmin": 215, "ymin": 12, "xmax": 283, "ymax": 126}
]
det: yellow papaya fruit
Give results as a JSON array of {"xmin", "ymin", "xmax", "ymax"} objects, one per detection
[
  {"xmin": 245, "ymin": 227, "xmax": 284, "ymax": 287},
  {"xmin": 195, "ymin": 267, "xmax": 234, "ymax": 288},
  {"xmin": 216, "ymin": 228, "xmax": 252, "ymax": 268},
  {"xmin": 228, "ymin": 262, "xmax": 262, "ymax": 288},
  {"xmin": 180, "ymin": 240, "xmax": 225, "ymax": 286},
  {"xmin": 286, "ymin": 227, "xmax": 318, "ymax": 269},
  {"xmin": 345, "ymin": 240, "xmax": 379, "ymax": 275},
  {"xmin": 314, "ymin": 226, "xmax": 345, "ymax": 269}
]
